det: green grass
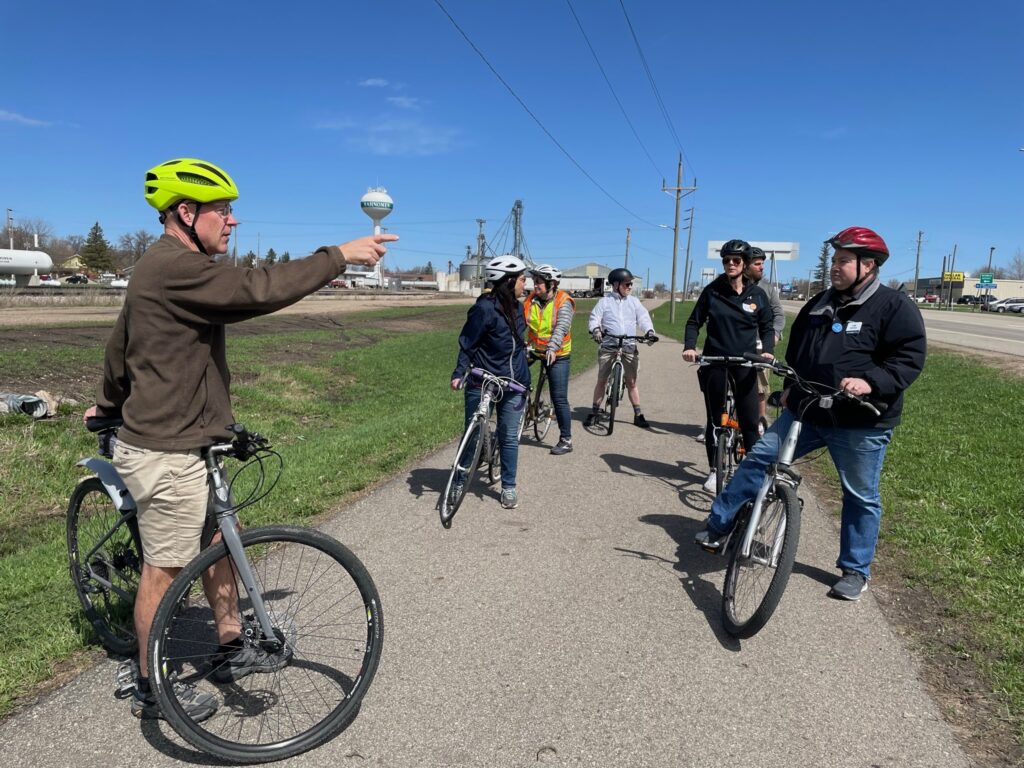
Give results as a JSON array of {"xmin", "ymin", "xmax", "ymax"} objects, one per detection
[
  {"xmin": 653, "ymin": 299, "xmax": 1024, "ymax": 744},
  {"xmin": 0, "ymin": 298, "xmax": 597, "ymax": 717}
]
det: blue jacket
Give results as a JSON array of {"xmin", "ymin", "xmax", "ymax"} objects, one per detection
[{"xmin": 453, "ymin": 294, "xmax": 531, "ymax": 388}]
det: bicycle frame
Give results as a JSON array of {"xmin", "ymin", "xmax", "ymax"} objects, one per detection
[{"xmin": 77, "ymin": 427, "xmax": 284, "ymax": 650}]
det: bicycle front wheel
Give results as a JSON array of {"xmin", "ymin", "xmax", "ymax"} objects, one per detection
[
  {"xmin": 713, "ymin": 428, "xmax": 732, "ymax": 496},
  {"xmin": 149, "ymin": 525, "xmax": 384, "ymax": 764},
  {"xmin": 440, "ymin": 417, "xmax": 485, "ymax": 528},
  {"xmin": 66, "ymin": 477, "xmax": 141, "ymax": 656},
  {"xmin": 606, "ymin": 365, "xmax": 622, "ymax": 436},
  {"xmin": 722, "ymin": 482, "xmax": 801, "ymax": 638}
]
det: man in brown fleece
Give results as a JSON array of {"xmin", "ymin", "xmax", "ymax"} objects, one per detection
[{"xmin": 85, "ymin": 157, "xmax": 398, "ymax": 720}]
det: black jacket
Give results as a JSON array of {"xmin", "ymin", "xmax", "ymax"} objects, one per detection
[
  {"xmin": 453, "ymin": 293, "xmax": 531, "ymax": 388},
  {"xmin": 786, "ymin": 279, "xmax": 926, "ymax": 428},
  {"xmin": 684, "ymin": 275, "xmax": 775, "ymax": 356}
]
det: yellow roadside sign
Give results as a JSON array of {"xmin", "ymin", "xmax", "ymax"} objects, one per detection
[{"xmin": 943, "ymin": 271, "xmax": 964, "ymax": 282}]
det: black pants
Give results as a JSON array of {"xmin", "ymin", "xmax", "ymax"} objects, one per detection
[{"xmin": 698, "ymin": 366, "xmax": 761, "ymax": 470}]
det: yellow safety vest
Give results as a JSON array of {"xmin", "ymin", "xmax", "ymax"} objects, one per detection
[{"xmin": 523, "ymin": 290, "xmax": 574, "ymax": 357}]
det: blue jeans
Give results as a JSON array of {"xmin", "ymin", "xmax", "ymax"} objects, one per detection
[
  {"xmin": 544, "ymin": 355, "xmax": 572, "ymax": 441},
  {"xmin": 464, "ymin": 385, "xmax": 525, "ymax": 490},
  {"xmin": 706, "ymin": 409, "xmax": 893, "ymax": 578}
]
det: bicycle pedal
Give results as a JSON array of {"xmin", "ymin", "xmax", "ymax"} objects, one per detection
[{"xmin": 113, "ymin": 659, "xmax": 139, "ymax": 699}]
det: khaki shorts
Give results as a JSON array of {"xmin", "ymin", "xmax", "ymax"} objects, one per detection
[
  {"xmin": 756, "ymin": 367, "xmax": 770, "ymax": 396},
  {"xmin": 598, "ymin": 347, "xmax": 640, "ymax": 382},
  {"xmin": 113, "ymin": 440, "xmax": 209, "ymax": 568}
]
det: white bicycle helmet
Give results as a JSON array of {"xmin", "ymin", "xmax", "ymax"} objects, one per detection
[
  {"xmin": 485, "ymin": 255, "xmax": 527, "ymax": 282},
  {"xmin": 530, "ymin": 263, "xmax": 562, "ymax": 282}
]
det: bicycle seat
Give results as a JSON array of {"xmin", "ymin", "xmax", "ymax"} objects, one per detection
[{"xmin": 86, "ymin": 415, "xmax": 124, "ymax": 433}]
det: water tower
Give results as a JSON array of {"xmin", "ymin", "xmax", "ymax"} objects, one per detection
[
  {"xmin": 360, "ymin": 187, "xmax": 393, "ymax": 236},
  {"xmin": 359, "ymin": 186, "xmax": 393, "ymax": 287}
]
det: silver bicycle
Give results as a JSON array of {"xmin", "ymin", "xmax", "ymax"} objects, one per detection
[
  {"xmin": 67, "ymin": 418, "xmax": 384, "ymax": 763},
  {"xmin": 439, "ymin": 367, "xmax": 526, "ymax": 528},
  {"xmin": 703, "ymin": 353, "xmax": 883, "ymax": 638}
]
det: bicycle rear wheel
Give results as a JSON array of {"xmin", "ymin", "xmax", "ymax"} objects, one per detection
[
  {"xmin": 440, "ymin": 417, "xmax": 486, "ymax": 528},
  {"xmin": 531, "ymin": 370, "xmax": 553, "ymax": 443},
  {"xmin": 66, "ymin": 477, "xmax": 141, "ymax": 656},
  {"xmin": 722, "ymin": 481, "xmax": 800, "ymax": 638},
  {"xmin": 149, "ymin": 525, "xmax": 384, "ymax": 764},
  {"xmin": 606, "ymin": 365, "xmax": 622, "ymax": 436}
]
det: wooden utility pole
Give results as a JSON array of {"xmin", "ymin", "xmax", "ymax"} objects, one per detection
[
  {"xmin": 661, "ymin": 154, "xmax": 697, "ymax": 324},
  {"xmin": 681, "ymin": 207, "xmax": 695, "ymax": 304},
  {"xmin": 912, "ymin": 230, "xmax": 923, "ymax": 298},
  {"xmin": 624, "ymin": 227, "xmax": 631, "ymax": 269}
]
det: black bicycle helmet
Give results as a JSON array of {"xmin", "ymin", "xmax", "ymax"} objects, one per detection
[
  {"xmin": 608, "ymin": 267, "xmax": 634, "ymax": 285},
  {"xmin": 720, "ymin": 239, "xmax": 752, "ymax": 262},
  {"xmin": 749, "ymin": 246, "xmax": 765, "ymax": 261}
]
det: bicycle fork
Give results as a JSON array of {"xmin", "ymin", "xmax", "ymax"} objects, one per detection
[
  {"xmin": 736, "ymin": 420, "xmax": 802, "ymax": 566},
  {"xmin": 207, "ymin": 460, "xmax": 281, "ymax": 648}
]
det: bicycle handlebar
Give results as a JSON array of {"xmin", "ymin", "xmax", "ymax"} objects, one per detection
[
  {"xmin": 465, "ymin": 367, "xmax": 528, "ymax": 395},
  {"xmin": 740, "ymin": 352, "xmax": 885, "ymax": 418},
  {"xmin": 593, "ymin": 332, "xmax": 659, "ymax": 345}
]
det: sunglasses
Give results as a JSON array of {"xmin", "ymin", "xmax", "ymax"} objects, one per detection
[{"xmin": 722, "ymin": 257, "xmax": 743, "ymax": 266}]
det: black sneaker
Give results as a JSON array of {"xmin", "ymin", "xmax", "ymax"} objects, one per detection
[
  {"xmin": 633, "ymin": 413, "xmax": 651, "ymax": 429},
  {"xmin": 584, "ymin": 412, "xmax": 600, "ymax": 428},
  {"xmin": 131, "ymin": 681, "xmax": 218, "ymax": 722},
  {"xmin": 830, "ymin": 570, "xmax": 868, "ymax": 601},
  {"xmin": 211, "ymin": 643, "xmax": 292, "ymax": 683},
  {"xmin": 694, "ymin": 527, "xmax": 726, "ymax": 553},
  {"xmin": 550, "ymin": 437, "xmax": 573, "ymax": 455}
]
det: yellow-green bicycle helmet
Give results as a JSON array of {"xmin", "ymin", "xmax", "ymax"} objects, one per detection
[{"xmin": 144, "ymin": 158, "xmax": 239, "ymax": 211}]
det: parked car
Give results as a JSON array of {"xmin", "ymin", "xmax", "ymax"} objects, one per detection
[
  {"xmin": 64, "ymin": 274, "xmax": 89, "ymax": 284},
  {"xmin": 985, "ymin": 297, "xmax": 1024, "ymax": 313},
  {"xmin": 110, "ymin": 278, "xmax": 129, "ymax": 288},
  {"xmin": 328, "ymin": 279, "xmax": 349, "ymax": 288},
  {"xmin": 923, "ymin": 293, "xmax": 940, "ymax": 303}
]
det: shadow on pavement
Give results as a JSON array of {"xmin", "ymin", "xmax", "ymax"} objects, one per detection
[
  {"xmin": 633, "ymin": 513, "xmax": 741, "ymax": 651},
  {"xmin": 793, "ymin": 559, "xmax": 837, "ymax": 589},
  {"xmin": 406, "ymin": 467, "xmax": 450, "ymax": 499}
]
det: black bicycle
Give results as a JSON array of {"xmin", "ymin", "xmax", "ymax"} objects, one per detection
[
  {"xmin": 591, "ymin": 332, "xmax": 658, "ymax": 435},
  {"xmin": 67, "ymin": 418, "xmax": 384, "ymax": 763},
  {"xmin": 696, "ymin": 355, "xmax": 768, "ymax": 496},
  {"xmin": 522, "ymin": 349, "xmax": 554, "ymax": 443}
]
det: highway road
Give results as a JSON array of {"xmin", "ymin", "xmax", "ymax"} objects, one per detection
[{"xmin": 781, "ymin": 300, "xmax": 1024, "ymax": 358}]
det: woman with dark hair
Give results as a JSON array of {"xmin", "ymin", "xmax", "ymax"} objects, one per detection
[{"xmin": 451, "ymin": 256, "xmax": 530, "ymax": 509}]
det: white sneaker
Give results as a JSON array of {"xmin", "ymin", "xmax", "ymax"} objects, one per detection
[{"xmin": 702, "ymin": 471, "xmax": 717, "ymax": 492}]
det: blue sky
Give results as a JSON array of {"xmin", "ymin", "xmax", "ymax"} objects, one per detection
[{"xmin": 2, "ymin": 0, "xmax": 1021, "ymax": 286}]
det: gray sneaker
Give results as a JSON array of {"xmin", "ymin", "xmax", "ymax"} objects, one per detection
[
  {"xmin": 694, "ymin": 527, "xmax": 726, "ymax": 553},
  {"xmin": 131, "ymin": 681, "xmax": 218, "ymax": 722},
  {"xmin": 830, "ymin": 570, "xmax": 868, "ymax": 600},
  {"xmin": 211, "ymin": 642, "xmax": 292, "ymax": 683},
  {"xmin": 500, "ymin": 488, "xmax": 519, "ymax": 509},
  {"xmin": 550, "ymin": 437, "xmax": 573, "ymax": 455}
]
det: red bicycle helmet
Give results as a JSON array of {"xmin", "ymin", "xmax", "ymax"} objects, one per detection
[{"xmin": 826, "ymin": 227, "xmax": 889, "ymax": 265}]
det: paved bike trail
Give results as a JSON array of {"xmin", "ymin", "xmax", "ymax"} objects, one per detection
[{"xmin": 0, "ymin": 322, "xmax": 970, "ymax": 767}]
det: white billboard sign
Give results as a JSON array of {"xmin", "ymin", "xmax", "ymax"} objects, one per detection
[{"xmin": 707, "ymin": 241, "xmax": 800, "ymax": 261}]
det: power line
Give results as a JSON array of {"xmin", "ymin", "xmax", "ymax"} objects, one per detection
[
  {"xmin": 433, "ymin": 0, "xmax": 662, "ymax": 229},
  {"xmin": 564, "ymin": 0, "xmax": 665, "ymax": 180},
  {"xmin": 618, "ymin": 0, "xmax": 695, "ymax": 180}
]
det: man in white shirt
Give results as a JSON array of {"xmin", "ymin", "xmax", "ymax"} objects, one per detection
[{"xmin": 585, "ymin": 267, "xmax": 657, "ymax": 428}]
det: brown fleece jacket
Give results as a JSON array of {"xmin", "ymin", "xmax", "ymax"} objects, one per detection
[{"xmin": 97, "ymin": 234, "xmax": 346, "ymax": 450}]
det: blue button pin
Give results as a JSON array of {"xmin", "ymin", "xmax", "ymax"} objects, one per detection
[{"xmin": 831, "ymin": 322, "xmax": 843, "ymax": 333}]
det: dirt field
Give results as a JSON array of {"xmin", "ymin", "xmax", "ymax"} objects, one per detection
[{"xmin": 0, "ymin": 292, "xmax": 474, "ymax": 328}]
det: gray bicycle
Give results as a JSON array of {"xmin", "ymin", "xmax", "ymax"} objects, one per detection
[{"xmin": 67, "ymin": 418, "xmax": 384, "ymax": 763}]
